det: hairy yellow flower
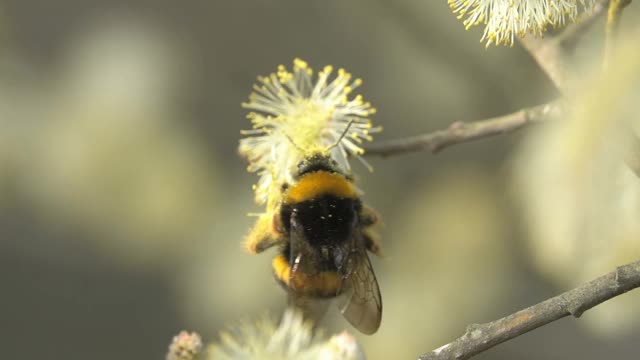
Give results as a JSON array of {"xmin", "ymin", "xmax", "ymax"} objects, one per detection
[
  {"xmin": 206, "ymin": 309, "xmax": 365, "ymax": 360},
  {"xmin": 167, "ymin": 331, "xmax": 203, "ymax": 360},
  {"xmin": 239, "ymin": 58, "xmax": 380, "ymax": 207},
  {"xmin": 448, "ymin": 0, "xmax": 596, "ymax": 47}
]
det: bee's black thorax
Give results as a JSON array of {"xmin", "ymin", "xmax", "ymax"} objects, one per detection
[{"xmin": 280, "ymin": 194, "xmax": 361, "ymax": 247}]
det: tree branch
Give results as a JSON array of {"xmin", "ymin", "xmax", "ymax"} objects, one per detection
[
  {"xmin": 364, "ymin": 102, "xmax": 560, "ymax": 157},
  {"xmin": 364, "ymin": 2, "xmax": 606, "ymax": 158},
  {"xmin": 418, "ymin": 259, "xmax": 640, "ymax": 360},
  {"xmin": 603, "ymin": 0, "xmax": 632, "ymax": 69},
  {"xmin": 518, "ymin": 36, "xmax": 567, "ymax": 91},
  {"xmin": 624, "ymin": 135, "xmax": 640, "ymax": 178},
  {"xmin": 518, "ymin": 0, "xmax": 610, "ymax": 90},
  {"xmin": 555, "ymin": 0, "xmax": 610, "ymax": 48},
  {"xmin": 365, "ymin": 0, "xmax": 640, "ymax": 174},
  {"xmin": 364, "ymin": 1, "xmax": 611, "ymax": 159}
]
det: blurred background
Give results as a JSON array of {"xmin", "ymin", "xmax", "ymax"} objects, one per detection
[{"xmin": 1, "ymin": 1, "xmax": 640, "ymax": 359}]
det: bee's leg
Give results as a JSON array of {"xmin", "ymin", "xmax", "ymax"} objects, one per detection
[
  {"xmin": 244, "ymin": 212, "xmax": 284, "ymax": 253},
  {"xmin": 358, "ymin": 205, "xmax": 379, "ymax": 227},
  {"xmin": 362, "ymin": 229, "xmax": 383, "ymax": 257},
  {"xmin": 358, "ymin": 205, "xmax": 382, "ymax": 256}
]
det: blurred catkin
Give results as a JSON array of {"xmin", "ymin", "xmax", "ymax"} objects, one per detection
[
  {"xmin": 205, "ymin": 309, "xmax": 365, "ymax": 360},
  {"xmin": 514, "ymin": 29, "xmax": 640, "ymax": 336},
  {"xmin": 167, "ymin": 331, "xmax": 203, "ymax": 360}
]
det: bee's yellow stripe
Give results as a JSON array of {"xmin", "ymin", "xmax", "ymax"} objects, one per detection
[
  {"xmin": 285, "ymin": 171, "xmax": 355, "ymax": 204},
  {"xmin": 272, "ymin": 254, "xmax": 343, "ymax": 297}
]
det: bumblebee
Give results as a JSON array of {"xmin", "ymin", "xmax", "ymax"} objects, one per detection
[{"xmin": 245, "ymin": 153, "xmax": 383, "ymax": 334}]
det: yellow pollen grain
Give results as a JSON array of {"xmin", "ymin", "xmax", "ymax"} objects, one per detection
[{"xmin": 293, "ymin": 58, "xmax": 308, "ymax": 70}]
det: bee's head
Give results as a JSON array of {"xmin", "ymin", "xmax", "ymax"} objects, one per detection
[{"xmin": 297, "ymin": 153, "xmax": 340, "ymax": 177}]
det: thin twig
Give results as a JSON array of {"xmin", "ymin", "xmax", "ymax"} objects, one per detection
[
  {"xmin": 623, "ymin": 132, "xmax": 640, "ymax": 178},
  {"xmin": 519, "ymin": 0, "xmax": 610, "ymax": 90},
  {"xmin": 518, "ymin": 36, "xmax": 567, "ymax": 90},
  {"xmin": 365, "ymin": 3, "xmax": 604, "ymax": 158},
  {"xmin": 603, "ymin": 0, "xmax": 632, "ymax": 69},
  {"xmin": 556, "ymin": 0, "xmax": 610, "ymax": 48},
  {"xmin": 418, "ymin": 259, "xmax": 640, "ymax": 360},
  {"xmin": 365, "ymin": 0, "xmax": 609, "ymax": 159},
  {"xmin": 603, "ymin": 0, "xmax": 639, "ymax": 176},
  {"xmin": 364, "ymin": 102, "xmax": 560, "ymax": 157},
  {"xmin": 366, "ymin": 1, "xmax": 640, "ymax": 175}
]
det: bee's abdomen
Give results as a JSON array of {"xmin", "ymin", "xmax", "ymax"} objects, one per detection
[{"xmin": 272, "ymin": 254, "xmax": 343, "ymax": 298}]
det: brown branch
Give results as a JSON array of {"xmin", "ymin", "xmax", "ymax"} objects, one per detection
[
  {"xmin": 555, "ymin": 0, "xmax": 610, "ymax": 47},
  {"xmin": 518, "ymin": 0, "xmax": 610, "ymax": 90},
  {"xmin": 364, "ymin": 102, "xmax": 560, "ymax": 157},
  {"xmin": 603, "ymin": 0, "xmax": 632, "ymax": 69},
  {"xmin": 418, "ymin": 259, "xmax": 640, "ymax": 360},
  {"xmin": 518, "ymin": 36, "xmax": 567, "ymax": 91},
  {"xmin": 364, "ymin": 4, "xmax": 606, "ymax": 158},
  {"xmin": 365, "ymin": 0, "xmax": 640, "ymax": 173},
  {"xmin": 623, "ymin": 131, "xmax": 640, "ymax": 178},
  {"xmin": 364, "ymin": 1, "xmax": 610, "ymax": 159}
]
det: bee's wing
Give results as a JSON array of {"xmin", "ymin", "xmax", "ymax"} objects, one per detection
[
  {"xmin": 336, "ymin": 242, "xmax": 382, "ymax": 335},
  {"xmin": 288, "ymin": 211, "xmax": 320, "ymax": 276}
]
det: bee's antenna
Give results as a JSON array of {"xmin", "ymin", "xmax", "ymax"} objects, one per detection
[
  {"xmin": 326, "ymin": 120, "xmax": 354, "ymax": 152},
  {"xmin": 284, "ymin": 133, "xmax": 305, "ymax": 152}
]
